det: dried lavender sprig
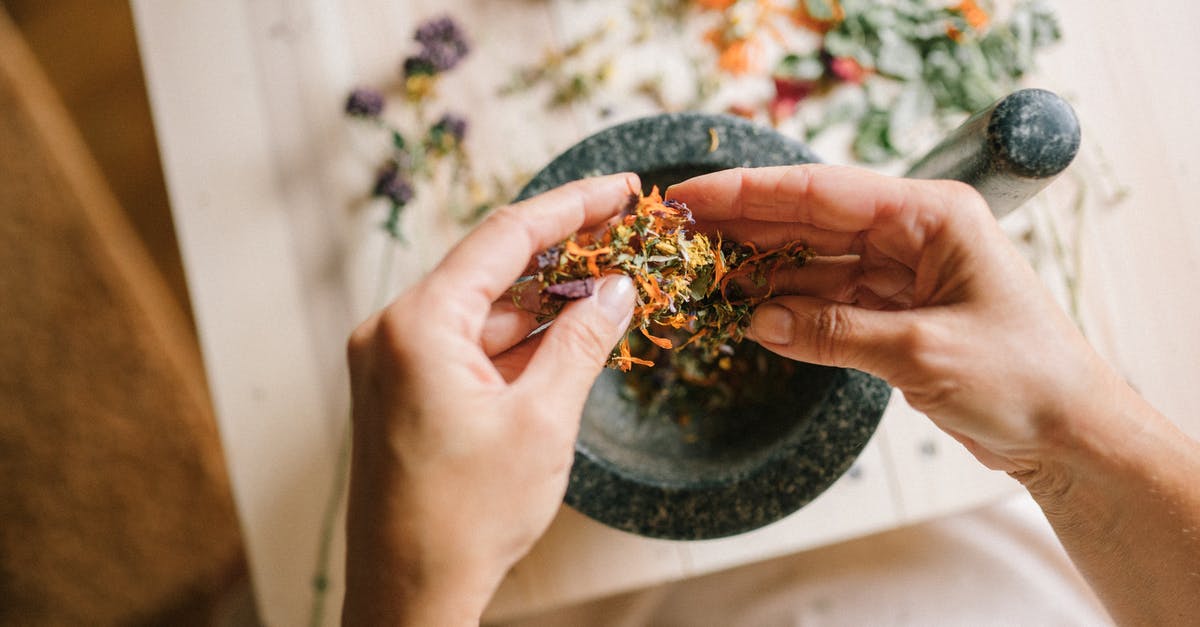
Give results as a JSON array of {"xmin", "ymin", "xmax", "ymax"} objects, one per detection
[
  {"xmin": 402, "ymin": 55, "xmax": 435, "ymax": 79},
  {"xmin": 434, "ymin": 113, "xmax": 468, "ymax": 143},
  {"xmin": 427, "ymin": 112, "xmax": 469, "ymax": 154},
  {"xmin": 373, "ymin": 162, "xmax": 414, "ymax": 206},
  {"xmin": 413, "ymin": 15, "xmax": 470, "ymax": 72},
  {"xmin": 345, "ymin": 87, "xmax": 385, "ymax": 117}
]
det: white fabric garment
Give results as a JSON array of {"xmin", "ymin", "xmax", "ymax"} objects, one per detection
[{"xmin": 492, "ymin": 494, "xmax": 1112, "ymax": 627}]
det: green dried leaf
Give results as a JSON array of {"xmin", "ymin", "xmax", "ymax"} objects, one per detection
[
  {"xmin": 804, "ymin": 0, "xmax": 841, "ymax": 22},
  {"xmin": 776, "ymin": 53, "xmax": 825, "ymax": 81},
  {"xmin": 876, "ymin": 31, "xmax": 923, "ymax": 79},
  {"xmin": 887, "ymin": 82, "xmax": 935, "ymax": 154},
  {"xmin": 852, "ymin": 107, "xmax": 896, "ymax": 163}
]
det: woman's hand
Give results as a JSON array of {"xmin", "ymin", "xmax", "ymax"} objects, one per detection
[
  {"xmin": 670, "ymin": 165, "xmax": 1200, "ymax": 626},
  {"xmin": 667, "ymin": 164, "xmax": 1112, "ymax": 476},
  {"xmin": 342, "ymin": 174, "xmax": 637, "ymax": 626}
]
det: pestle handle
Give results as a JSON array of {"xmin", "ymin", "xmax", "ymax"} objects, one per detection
[{"xmin": 905, "ymin": 88, "xmax": 1081, "ymax": 217}]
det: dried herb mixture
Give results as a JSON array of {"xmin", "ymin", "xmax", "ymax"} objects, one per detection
[
  {"xmin": 520, "ymin": 187, "xmax": 815, "ymax": 371},
  {"xmin": 502, "ymin": 0, "xmax": 1061, "ymax": 164}
]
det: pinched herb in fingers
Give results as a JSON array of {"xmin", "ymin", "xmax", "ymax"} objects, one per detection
[{"xmin": 516, "ymin": 187, "xmax": 815, "ymax": 371}]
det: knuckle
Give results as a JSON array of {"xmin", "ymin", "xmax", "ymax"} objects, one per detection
[
  {"xmin": 485, "ymin": 203, "xmax": 540, "ymax": 258},
  {"xmin": 347, "ymin": 318, "xmax": 375, "ymax": 359},
  {"xmin": 781, "ymin": 164, "xmax": 815, "ymax": 198},
  {"xmin": 488, "ymin": 204, "xmax": 535, "ymax": 239},
  {"xmin": 553, "ymin": 317, "xmax": 611, "ymax": 364},
  {"xmin": 937, "ymin": 180, "xmax": 989, "ymax": 216},
  {"xmin": 900, "ymin": 318, "xmax": 948, "ymax": 374},
  {"xmin": 809, "ymin": 302, "xmax": 855, "ymax": 364},
  {"xmin": 936, "ymin": 179, "xmax": 976, "ymax": 198},
  {"xmin": 562, "ymin": 176, "xmax": 598, "ymax": 196},
  {"xmin": 891, "ymin": 318, "xmax": 961, "ymax": 411},
  {"xmin": 488, "ymin": 202, "xmax": 523, "ymax": 225},
  {"xmin": 904, "ymin": 377, "xmax": 962, "ymax": 415},
  {"xmin": 792, "ymin": 162, "xmax": 818, "ymax": 185},
  {"xmin": 899, "ymin": 318, "xmax": 935, "ymax": 361},
  {"xmin": 375, "ymin": 298, "xmax": 424, "ymax": 359},
  {"xmin": 420, "ymin": 281, "xmax": 476, "ymax": 335}
]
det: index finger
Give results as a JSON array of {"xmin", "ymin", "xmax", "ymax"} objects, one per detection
[
  {"xmin": 430, "ymin": 172, "xmax": 639, "ymax": 307},
  {"xmin": 666, "ymin": 164, "xmax": 920, "ymax": 232}
]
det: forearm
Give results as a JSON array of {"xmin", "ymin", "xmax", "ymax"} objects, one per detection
[
  {"xmin": 343, "ymin": 552, "xmax": 482, "ymax": 624},
  {"xmin": 1016, "ymin": 376, "xmax": 1200, "ymax": 626},
  {"xmin": 342, "ymin": 568, "xmax": 486, "ymax": 627},
  {"xmin": 342, "ymin": 454, "xmax": 494, "ymax": 627}
]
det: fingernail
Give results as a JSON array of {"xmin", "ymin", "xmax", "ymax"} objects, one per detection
[
  {"xmin": 597, "ymin": 275, "xmax": 636, "ymax": 324},
  {"xmin": 752, "ymin": 304, "xmax": 795, "ymax": 345}
]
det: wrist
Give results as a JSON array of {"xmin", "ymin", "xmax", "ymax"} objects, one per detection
[
  {"xmin": 342, "ymin": 551, "xmax": 497, "ymax": 627},
  {"xmin": 344, "ymin": 487, "xmax": 503, "ymax": 626},
  {"xmin": 1007, "ymin": 363, "xmax": 1200, "ymax": 626},
  {"xmin": 1014, "ymin": 362, "xmax": 1161, "ymax": 509}
]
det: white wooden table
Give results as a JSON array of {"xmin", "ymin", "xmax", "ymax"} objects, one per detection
[{"xmin": 132, "ymin": 1, "xmax": 1200, "ymax": 624}]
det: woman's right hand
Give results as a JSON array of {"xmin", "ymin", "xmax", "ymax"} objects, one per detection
[
  {"xmin": 671, "ymin": 164, "xmax": 1200, "ymax": 626},
  {"xmin": 667, "ymin": 164, "xmax": 1119, "ymax": 481}
]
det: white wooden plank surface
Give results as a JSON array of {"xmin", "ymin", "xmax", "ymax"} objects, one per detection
[
  {"xmin": 129, "ymin": 4, "xmax": 342, "ymax": 626},
  {"xmin": 1038, "ymin": 2, "xmax": 1200, "ymax": 434},
  {"xmin": 132, "ymin": 1, "xmax": 1200, "ymax": 624}
]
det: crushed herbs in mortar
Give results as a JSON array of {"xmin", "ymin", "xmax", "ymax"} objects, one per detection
[{"xmin": 516, "ymin": 187, "xmax": 815, "ymax": 373}]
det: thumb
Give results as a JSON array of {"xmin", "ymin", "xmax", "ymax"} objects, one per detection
[
  {"xmin": 518, "ymin": 274, "xmax": 636, "ymax": 403},
  {"xmin": 750, "ymin": 296, "xmax": 911, "ymax": 378}
]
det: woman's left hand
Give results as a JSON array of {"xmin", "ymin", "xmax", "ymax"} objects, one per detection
[{"xmin": 342, "ymin": 174, "xmax": 638, "ymax": 626}]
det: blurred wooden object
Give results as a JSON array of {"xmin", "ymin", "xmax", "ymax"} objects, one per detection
[
  {"xmin": 0, "ymin": 7, "xmax": 243, "ymax": 625},
  {"xmin": 2, "ymin": 0, "xmax": 190, "ymax": 324}
]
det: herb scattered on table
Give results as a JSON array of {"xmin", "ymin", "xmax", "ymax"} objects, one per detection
[
  {"xmin": 776, "ymin": 0, "xmax": 1062, "ymax": 161},
  {"xmin": 519, "ymin": 188, "xmax": 814, "ymax": 371},
  {"xmin": 345, "ymin": 16, "xmax": 516, "ymax": 241},
  {"xmin": 499, "ymin": 21, "xmax": 617, "ymax": 107},
  {"xmin": 502, "ymin": 0, "xmax": 1061, "ymax": 164}
]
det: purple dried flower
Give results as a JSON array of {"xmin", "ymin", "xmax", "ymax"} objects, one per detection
[
  {"xmin": 545, "ymin": 277, "xmax": 595, "ymax": 300},
  {"xmin": 535, "ymin": 245, "xmax": 563, "ymax": 272},
  {"xmin": 436, "ymin": 113, "xmax": 468, "ymax": 143},
  {"xmin": 403, "ymin": 54, "xmax": 437, "ymax": 78},
  {"xmin": 373, "ymin": 163, "xmax": 414, "ymax": 206},
  {"xmin": 427, "ymin": 112, "xmax": 469, "ymax": 153},
  {"xmin": 422, "ymin": 45, "xmax": 466, "ymax": 73},
  {"xmin": 345, "ymin": 87, "xmax": 385, "ymax": 117},
  {"xmin": 414, "ymin": 16, "xmax": 461, "ymax": 47},
  {"xmin": 663, "ymin": 198, "xmax": 694, "ymax": 223},
  {"xmin": 413, "ymin": 16, "xmax": 470, "ymax": 72},
  {"xmin": 619, "ymin": 193, "xmax": 639, "ymax": 216}
]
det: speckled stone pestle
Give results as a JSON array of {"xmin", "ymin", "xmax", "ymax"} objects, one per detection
[
  {"xmin": 517, "ymin": 113, "xmax": 892, "ymax": 540},
  {"xmin": 518, "ymin": 94, "xmax": 1079, "ymax": 540},
  {"xmin": 905, "ymin": 88, "xmax": 1081, "ymax": 216}
]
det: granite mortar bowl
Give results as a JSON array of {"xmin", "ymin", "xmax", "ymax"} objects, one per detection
[{"xmin": 515, "ymin": 113, "xmax": 891, "ymax": 540}]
